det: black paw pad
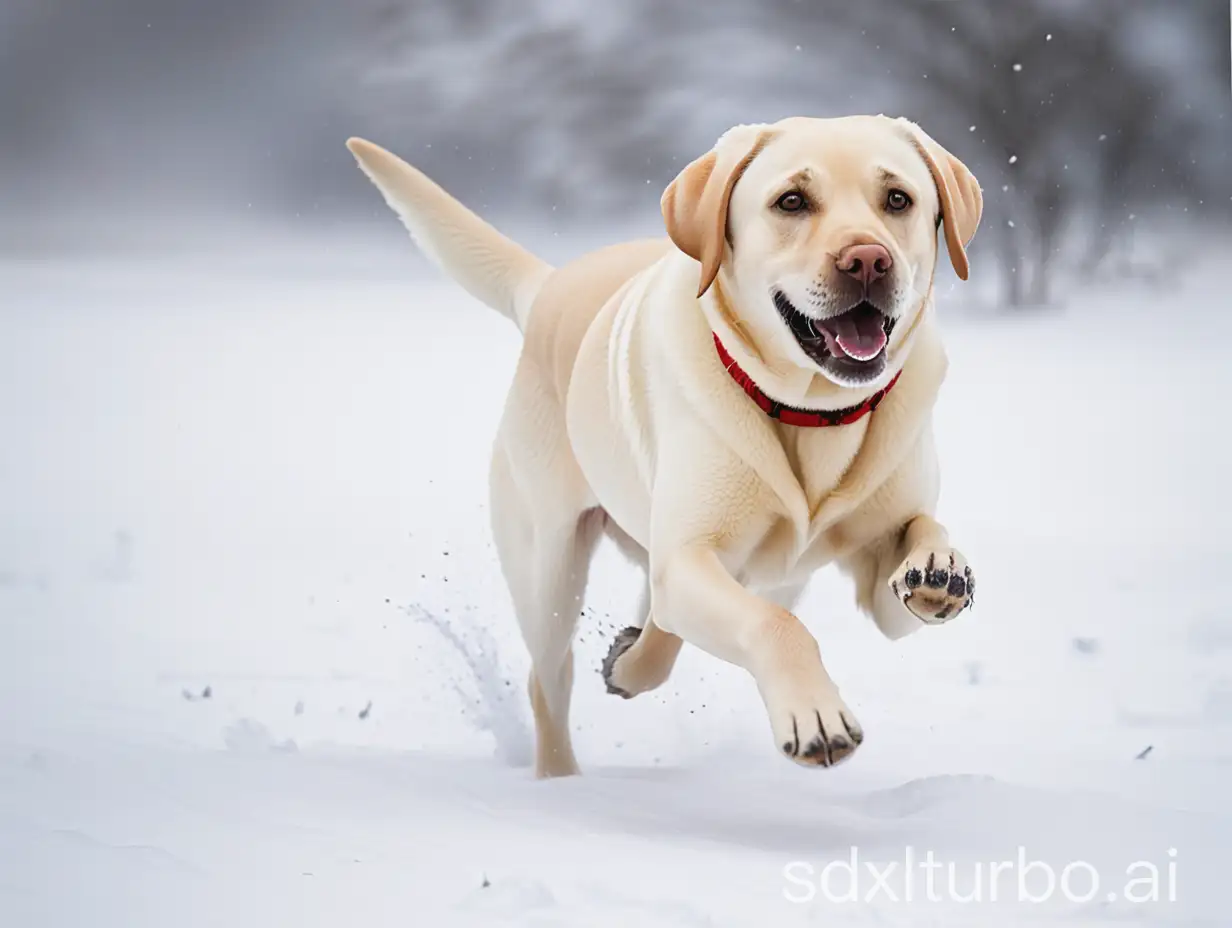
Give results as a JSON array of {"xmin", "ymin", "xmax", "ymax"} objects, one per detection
[
  {"xmin": 947, "ymin": 573, "xmax": 967, "ymax": 597},
  {"xmin": 601, "ymin": 626, "xmax": 642, "ymax": 698},
  {"xmin": 828, "ymin": 736, "xmax": 857, "ymax": 763},
  {"xmin": 801, "ymin": 737, "xmax": 829, "ymax": 763},
  {"xmin": 964, "ymin": 566, "xmax": 975, "ymax": 595},
  {"xmin": 904, "ymin": 567, "xmax": 923, "ymax": 590}
]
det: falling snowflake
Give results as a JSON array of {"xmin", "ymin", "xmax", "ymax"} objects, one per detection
[
  {"xmin": 1008, "ymin": 155, "xmax": 1019, "ymax": 164},
  {"xmin": 1013, "ymin": 63, "xmax": 1023, "ymax": 72}
]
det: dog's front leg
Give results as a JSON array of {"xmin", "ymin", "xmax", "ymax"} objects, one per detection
[
  {"xmin": 847, "ymin": 514, "xmax": 975, "ymax": 640},
  {"xmin": 653, "ymin": 545, "xmax": 863, "ymax": 767},
  {"xmin": 888, "ymin": 514, "xmax": 974, "ymax": 624}
]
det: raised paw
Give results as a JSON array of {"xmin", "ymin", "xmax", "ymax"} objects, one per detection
[
  {"xmin": 764, "ymin": 683, "xmax": 864, "ymax": 768},
  {"xmin": 602, "ymin": 622, "xmax": 682, "ymax": 699},
  {"xmin": 601, "ymin": 626, "xmax": 642, "ymax": 698},
  {"xmin": 889, "ymin": 548, "xmax": 974, "ymax": 625}
]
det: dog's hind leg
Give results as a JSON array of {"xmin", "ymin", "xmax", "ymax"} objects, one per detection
[
  {"xmin": 597, "ymin": 525, "xmax": 683, "ymax": 699},
  {"xmin": 602, "ymin": 581, "xmax": 683, "ymax": 699},
  {"xmin": 489, "ymin": 388, "xmax": 602, "ymax": 778}
]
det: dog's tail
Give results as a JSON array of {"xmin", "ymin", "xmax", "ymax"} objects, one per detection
[{"xmin": 346, "ymin": 138, "xmax": 552, "ymax": 331}]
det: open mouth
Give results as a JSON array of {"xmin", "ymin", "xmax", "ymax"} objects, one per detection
[{"xmin": 773, "ymin": 290, "xmax": 897, "ymax": 386}]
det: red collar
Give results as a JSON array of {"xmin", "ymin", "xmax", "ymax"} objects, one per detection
[{"xmin": 713, "ymin": 334, "xmax": 901, "ymax": 427}]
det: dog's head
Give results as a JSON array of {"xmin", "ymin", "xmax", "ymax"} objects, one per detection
[{"xmin": 663, "ymin": 116, "xmax": 982, "ymax": 390}]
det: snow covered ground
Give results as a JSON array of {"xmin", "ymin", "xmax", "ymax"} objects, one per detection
[{"xmin": 1, "ymin": 233, "xmax": 1229, "ymax": 926}]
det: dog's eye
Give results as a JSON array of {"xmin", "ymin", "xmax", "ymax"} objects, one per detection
[
  {"xmin": 774, "ymin": 191, "xmax": 808, "ymax": 213},
  {"xmin": 886, "ymin": 189, "xmax": 912, "ymax": 212}
]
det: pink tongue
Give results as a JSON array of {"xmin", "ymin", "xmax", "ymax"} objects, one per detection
[{"xmin": 831, "ymin": 314, "xmax": 887, "ymax": 361}]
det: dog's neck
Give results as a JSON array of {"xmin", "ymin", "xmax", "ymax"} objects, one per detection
[{"xmin": 712, "ymin": 334, "xmax": 902, "ymax": 427}]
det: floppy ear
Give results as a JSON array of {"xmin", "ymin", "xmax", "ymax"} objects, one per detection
[
  {"xmin": 661, "ymin": 125, "xmax": 772, "ymax": 298},
  {"xmin": 899, "ymin": 120, "xmax": 983, "ymax": 281}
]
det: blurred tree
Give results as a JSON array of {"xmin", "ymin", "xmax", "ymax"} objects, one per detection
[{"xmin": 358, "ymin": 0, "xmax": 691, "ymax": 214}]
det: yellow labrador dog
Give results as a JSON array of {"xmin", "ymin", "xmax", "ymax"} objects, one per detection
[{"xmin": 347, "ymin": 115, "xmax": 982, "ymax": 778}]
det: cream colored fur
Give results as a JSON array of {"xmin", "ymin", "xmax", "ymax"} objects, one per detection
[{"xmin": 347, "ymin": 115, "xmax": 983, "ymax": 778}]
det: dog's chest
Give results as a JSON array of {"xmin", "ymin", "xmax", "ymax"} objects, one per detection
[
  {"xmin": 779, "ymin": 421, "xmax": 868, "ymax": 517},
  {"xmin": 737, "ymin": 424, "xmax": 866, "ymax": 581},
  {"xmin": 739, "ymin": 417, "xmax": 925, "ymax": 587}
]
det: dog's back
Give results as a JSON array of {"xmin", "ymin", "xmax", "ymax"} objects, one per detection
[{"xmin": 522, "ymin": 239, "xmax": 671, "ymax": 404}]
